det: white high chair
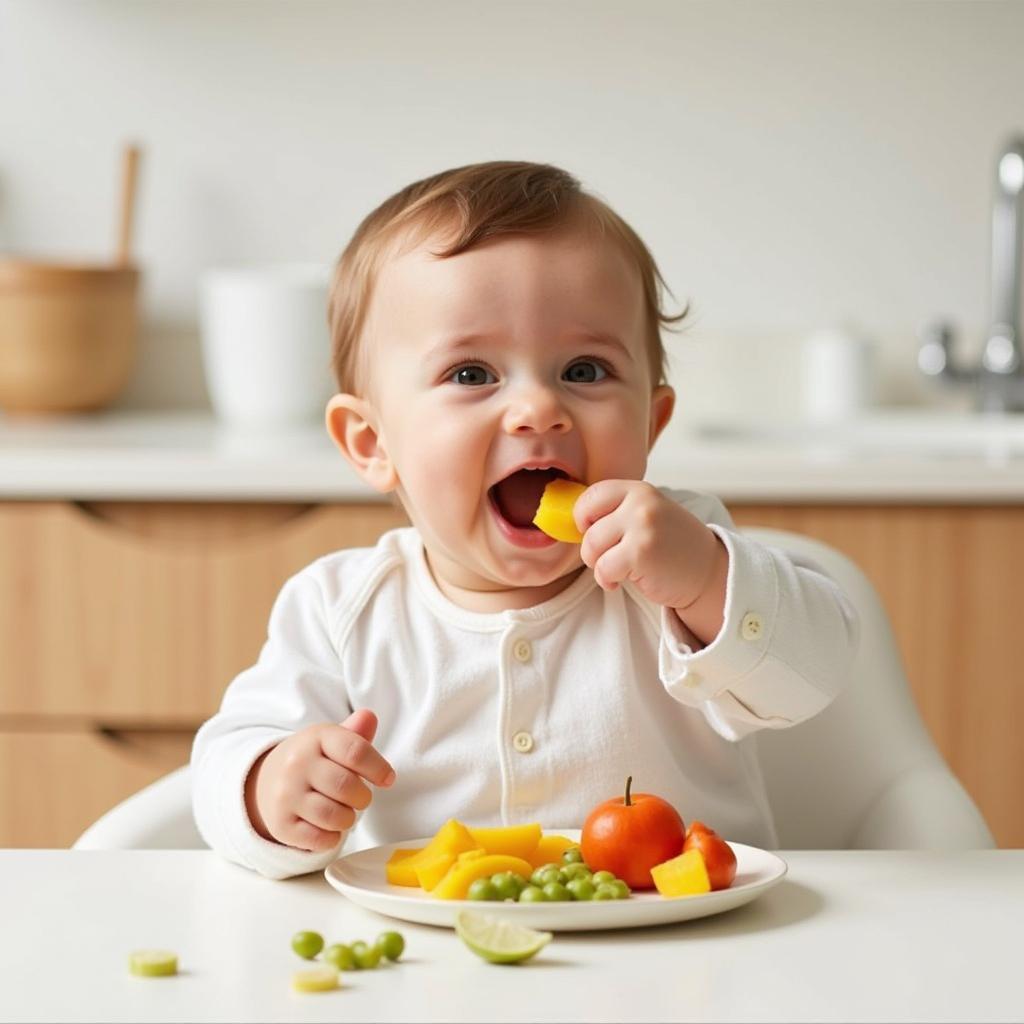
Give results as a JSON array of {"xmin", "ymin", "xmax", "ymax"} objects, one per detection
[{"xmin": 72, "ymin": 528, "xmax": 995, "ymax": 852}]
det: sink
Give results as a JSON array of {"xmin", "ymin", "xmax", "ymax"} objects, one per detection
[{"xmin": 688, "ymin": 411, "xmax": 1024, "ymax": 460}]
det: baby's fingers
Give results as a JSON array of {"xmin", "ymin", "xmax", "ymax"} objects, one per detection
[
  {"xmin": 309, "ymin": 758, "xmax": 373, "ymax": 812},
  {"xmin": 287, "ymin": 810, "xmax": 345, "ymax": 854},
  {"xmin": 297, "ymin": 791, "xmax": 357, "ymax": 836},
  {"xmin": 320, "ymin": 724, "xmax": 396, "ymax": 788}
]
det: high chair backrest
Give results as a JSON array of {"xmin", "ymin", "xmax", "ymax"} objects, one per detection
[
  {"xmin": 73, "ymin": 528, "xmax": 994, "ymax": 851},
  {"xmin": 743, "ymin": 527, "xmax": 994, "ymax": 849}
]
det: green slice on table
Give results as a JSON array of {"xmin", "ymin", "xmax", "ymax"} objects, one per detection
[
  {"xmin": 128, "ymin": 949, "xmax": 178, "ymax": 977},
  {"xmin": 454, "ymin": 909, "xmax": 552, "ymax": 965},
  {"xmin": 291, "ymin": 965, "xmax": 340, "ymax": 992}
]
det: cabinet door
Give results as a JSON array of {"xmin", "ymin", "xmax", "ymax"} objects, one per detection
[
  {"xmin": 0, "ymin": 501, "xmax": 408, "ymax": 721},
  {"xmin": 730, "ymin": 504, "xmax": 1024, "ymax": 849},
  {"xmin": 0, "ymin": 727, "xmax": 195, "ymax": 848}
]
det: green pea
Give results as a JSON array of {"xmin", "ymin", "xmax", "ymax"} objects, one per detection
[
  {"xmin": 561, "ymin": 863, "xmax": 592, "ymax": 881},
  {"xmin": 490, "ymin": 872, "xmax": 521, "ymax": 901},
  {"xmin": 594, "ymin": 882, "xmax": 619, "ymax": 900},
  {"xmin": 567, "ymin": 877, "xmax": 596, "ymax": 901},
  {"xmin": 542, "ymin": 881, "xmax": 571, "ymax": 902},
  {"xmin": 323, "ymin": 943, "xmax": 355, "ymax": 971},
  {"xmin": 561, "ymin": 846, "xmax": 584, "ymax": 864},
  {"xmin": 611, "ymin": 880, "xmax": 631, "ymax": 899},
  {"xmin": 592, "ymin": 870, "xmax": 617, "ymax": 886},
  {"xmin": 531, "ymin": 866, "xmax": 562, "ymax": 888},
  {"xmin": 467, "ymin": 878, "xmax": 499, "ymax": 901},
  {"xmin": 351, "ymin": 940, "xmax": 382, "ymax": 969},
  {"xmin": 375, "ymin": 931, "xmax": 405, "ymax": 962},
  {"xmin": 291, "ymin": 931, "xmax": 324, "ymax": 960},
  {"xmin": 518, "ymin": 884, "xmax": 546, "ymax": 902}
]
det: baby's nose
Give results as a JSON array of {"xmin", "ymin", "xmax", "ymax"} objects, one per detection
[{"xmin": 503, "ymin": 385, "xmax": 572, "ymax": 435}]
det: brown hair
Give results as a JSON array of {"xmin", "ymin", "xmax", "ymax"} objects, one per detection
[{"xmin": 327, "ymin": 160, "xmax": 690, "ymax": 395}]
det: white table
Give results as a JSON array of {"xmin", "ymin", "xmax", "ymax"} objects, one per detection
[{"xmin": 1, "ymin": 850, "xmax": 1020, "ymax": 1023}]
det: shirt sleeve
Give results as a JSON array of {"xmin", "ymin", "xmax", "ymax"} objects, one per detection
[
  {"xmin": 190, "ymin": 566, "xmax": 353, "ymax": 879},
  {"xmin": 655, "ymin": 489, "xmax": 861, "ymax": 741}
]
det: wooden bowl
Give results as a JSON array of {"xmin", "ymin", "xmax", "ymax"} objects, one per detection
[{"xmin": 0, "ymin": 260, "xmax": 140, "ymax": 414}]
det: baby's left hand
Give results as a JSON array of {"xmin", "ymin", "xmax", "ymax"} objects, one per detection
[{"xmin": 575, "ymin": 480, "xmax": 726, "ymax": 615}]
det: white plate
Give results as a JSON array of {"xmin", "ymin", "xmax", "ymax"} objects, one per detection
[{"xmin": 324, "ymin": 831, "xmax": 787, "ymax": 931}]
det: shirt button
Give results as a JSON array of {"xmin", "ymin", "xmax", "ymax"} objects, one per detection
[
  {"xmin": 684, "ymin": 670, "xmax": 702, "ymax": 689},
  {"xmin": 512, "ymin": 639, "xmax": 533, "ymax": 663},
  {"xmin": 512, "ymin": 731, "xmax": 534, "ymax": 753},
  {"xmin": 741, "ymin": 612, "xmax": 764, "ymax": 641}
]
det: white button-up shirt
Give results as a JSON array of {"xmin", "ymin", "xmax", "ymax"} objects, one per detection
[{"xmin": 191, "ymin": 489, "xmax": 860, "ymax": 880}]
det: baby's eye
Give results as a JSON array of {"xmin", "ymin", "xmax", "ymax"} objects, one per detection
[
  {"xmin": 449, "ymin": 364, "xmax": 496, "ymax": 386},
  {"xmin": 563, "ymin": 360, "xmax": 608, "ymax": 384}
]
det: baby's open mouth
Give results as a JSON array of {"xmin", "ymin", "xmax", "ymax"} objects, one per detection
[{"xmin": 489, "ymin": 468, "xmax": 568, "ymax": 530}]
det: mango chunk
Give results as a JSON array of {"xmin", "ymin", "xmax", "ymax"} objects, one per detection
[
  {"xmin": 650, "ymin": 848, "xmax": 712, "ymax": 898},
  {"xmin": 467, "ymin": 823, "xmax": 543, "ymax": 860},
  {"xmin": 432, "ymin": 854, "xmax": 535, "ymax": 900},
  {"xmin": 413, "ymin": 850, "xmax": 458, "ymax": 891},
  {"xmin": 385, "ymin": 848, "xmax": 425, "ymax": 887},
  {"xmin": 532, "ymin": 479, "xmax": 587, "ymax": 543},
  {"xmin": 385, "ymin": 819, "xmax": 481, "ymax": 887},
  {"xmin": 526, "ymin": 834, "xmax": 576, "ymax": 869}
]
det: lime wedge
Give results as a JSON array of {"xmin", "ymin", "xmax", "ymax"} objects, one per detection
[
  {"xmin": 291, "ymin": 965, "xmax": 340, "ymax": 993},
  {"xmin": 128, "ymin": 949, "xmax": 178, "ymax": 977},
  {"xmin": 454, "ymin": 909, "xmax": 552, "ymax": 964}
]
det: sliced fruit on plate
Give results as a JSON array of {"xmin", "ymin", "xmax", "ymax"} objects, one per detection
[
  {"xmin": 386, "ymin": 848, "xmax": 426, "ymax": 887},
  {"xmin": 433, "ymin": 854, "xmax": 535, "ymax": 900},
  {"xmin": 525, "ymin": 833, "xmax": 576, "ymax": 869},
  {"xmin": 467, "ymin": 822, "xmax": 542, "ymax": 860},
  {"xmin": 455, "ymin": 909, "xmax": 552, "ymax": 964},
  {"xmin": 385, "ymin": 819, "xmax": 481, "ymax": 886},
  {"xmin": 650, "ymin": 847, "xmax": 712, "ymax": 897}
]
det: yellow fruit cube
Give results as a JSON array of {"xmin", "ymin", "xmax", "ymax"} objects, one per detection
[
  {"xmin": 526, "ymin": 834, "xmax": 577, "ymax": 869},
  {"xmin": 650, "ymin": 848, "xmax": 712, "ymax": 898},
  {"xmin": 385, "ymin": 820, "xmax": 481, "ymax": 887},
  {"xmin": 413, "ymin": 850, "xmax": 459, "ymax": 891},
  {"xmin": 532, "ymin": 479, "xmax": 587, "ymax": 543},
  {"xmin": 467, "ymin": 823, "xmax": 543, "ymax": 860},
  {"xmin": 385, "ymin": 848, "xmax": 425, "ymax": 887},
  {"xmin": 432, "ymin": 854, "xmax": 535, "ymax": 900}
]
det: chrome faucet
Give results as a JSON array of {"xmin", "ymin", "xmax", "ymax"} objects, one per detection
[{"xmin": 918, "ymin": 135, "xmax": 1024, "ymax": 412}]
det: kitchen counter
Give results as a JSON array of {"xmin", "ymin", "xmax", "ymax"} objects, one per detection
[
  {"xmin": 1, "ymin": 848, "xmax": 1020, "ymax": 1023},
  {"xmin": 1, "ymin": 409, "xmax": 1023, "ymax": 502}
]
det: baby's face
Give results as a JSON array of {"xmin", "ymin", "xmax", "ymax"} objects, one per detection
[{"xmin": 335, "ymin": 222, "xmax": 674, "ymax": 603}]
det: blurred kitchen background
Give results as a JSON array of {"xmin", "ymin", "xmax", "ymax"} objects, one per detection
[
  {"xmin": 2, "ymin": 0, "xmax": 1022, "ymax": 419},
  {"xmin": 0, "ymin": 1, "xmax": 1021, "ymax": 851}
]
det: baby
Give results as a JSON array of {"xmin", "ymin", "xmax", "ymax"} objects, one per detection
[{"xmin": 191, "ymin": 160, "xmax": 860, "ymax": 879}]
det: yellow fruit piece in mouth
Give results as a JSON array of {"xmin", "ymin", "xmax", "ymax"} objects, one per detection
[{"xmin": 532, "ymin": 479, "xmax": 587, "ymax": 543}]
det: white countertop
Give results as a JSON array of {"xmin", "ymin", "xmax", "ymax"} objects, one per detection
[
  {"xmin": 1, "ymin": 409, "xmax": 1023, "ymax": 502},
  {"xmin": 1, "ymin": 849, "xmax": 1020, "ymax": 1023}
]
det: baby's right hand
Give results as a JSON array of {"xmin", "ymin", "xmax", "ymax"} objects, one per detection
[{"xmin": 244, "ymin": 708, "xmax": 396, "ymax": 853}]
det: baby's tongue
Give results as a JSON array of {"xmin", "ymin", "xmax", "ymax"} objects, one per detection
[{"xmin": 492, "ymin": 469, "xmax": 562, "ymax": 528}]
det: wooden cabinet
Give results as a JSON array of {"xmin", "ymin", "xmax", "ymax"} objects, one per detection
[
  {"xmin": 0, "ymin": 500, "xmax": 408, "ymax": 847},
  {"xmin": 1, "ymin": 499, "xmax": 1019, "ymax": 848}
]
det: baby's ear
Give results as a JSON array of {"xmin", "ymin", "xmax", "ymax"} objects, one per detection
[
  {"xmin": 325, "ymin": 394, "xmax": 398, "ymax": 493},
  {"xmin": 648, "ymin": 384, "xmax": 675, "ymax": 449}
]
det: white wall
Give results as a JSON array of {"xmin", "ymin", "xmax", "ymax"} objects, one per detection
[{"xmin": 2, "ymin": 0, "xmax": 1022, "ymax": 423}]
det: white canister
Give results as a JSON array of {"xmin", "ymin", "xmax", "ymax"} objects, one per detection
[
  {"xmin": 799, "ymin": 327, "xmax": 877, "ymax": 422},
  {"xmin": 199, "ymin": 263, "xmax": 334, "ymax": 427}
]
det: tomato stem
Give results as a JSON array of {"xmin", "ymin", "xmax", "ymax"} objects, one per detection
[{"xmin": 624, "ymin": 775, "xmax": 633, "ymax": 806}]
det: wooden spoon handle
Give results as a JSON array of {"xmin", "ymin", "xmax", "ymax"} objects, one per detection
[{"xmin": 116, "ymin": 143, "xmax": 140, "ymax": 266}]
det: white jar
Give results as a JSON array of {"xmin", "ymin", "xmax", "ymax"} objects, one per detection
[
  {"xmin": 800, "ymin": 326, "xmax": 877, "ymax": 422},
  {"xmin": 199, "ymin": 263, "xmax": 334, "ymax": 427}
]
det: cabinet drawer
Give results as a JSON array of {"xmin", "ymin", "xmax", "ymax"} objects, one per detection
[
  {"xmin": 0, "ymin": 725, "xmax": 195, "ymax": 848},
  {"xmin": 0, "ymin": 501, "xmax": 407, "ymax": 720}
]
